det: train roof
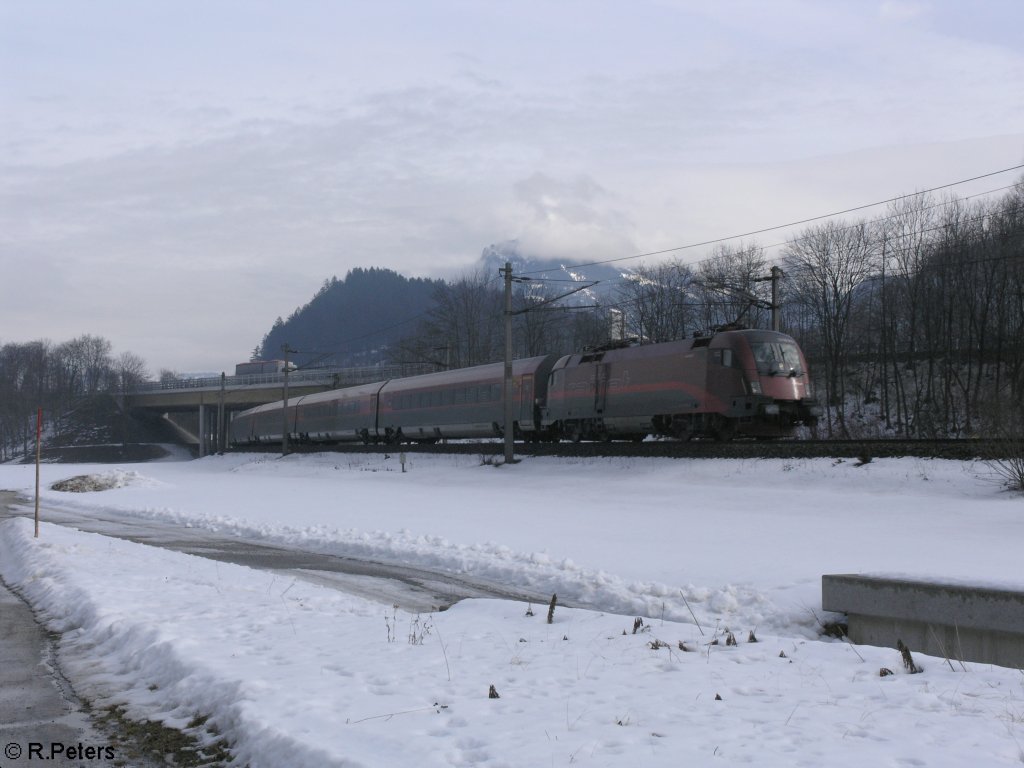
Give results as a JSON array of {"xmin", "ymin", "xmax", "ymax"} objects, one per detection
[
  {"xmin": 550, "ymin": 329, "xmax": 802, "ymax": 369},
  {"xmin": 237, "ymin": 380, "xmax": 388, "ymax": 417},
  {"xmin": 233, "ymin": 355, "xmax": 560, "ymax": 417},
  {"xmin": 380, "ymin": 355, "xmax": 557, "ymax": 393},
  {"xmin": 715, "ymin": 328, "xmax": 799, "ymax": 342}
]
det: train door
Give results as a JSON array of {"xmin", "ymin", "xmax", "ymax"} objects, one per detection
[
  {"xmin": 519, "ymin": 374, "xmax": 534, "ymax": 427},
  {"xmin": 706, "ymin": 345, "xmax": 744, "ymax": 415},
  {"xmin": 594, "ymin": 363, "xmax": 609, "ymax": 414}
]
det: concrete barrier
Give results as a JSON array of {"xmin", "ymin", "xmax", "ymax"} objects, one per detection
[{"xmin": 822, "ymin": 574, "xmax": 1024, "ymax": 669}]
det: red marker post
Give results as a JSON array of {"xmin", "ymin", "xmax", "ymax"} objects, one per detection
[{"xmin": 35, "ymin": 408, "xmax": 42, "ymax": 537}]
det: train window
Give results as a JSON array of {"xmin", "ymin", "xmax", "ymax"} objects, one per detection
[
  {"xmin": 711, "ymin": 349, "xmax": 733, "ymax": 367},
  {"xmin": 455, "ymin": 388, "xmax": 466, "ymax": 405},
  {"xmin": 751, "ymin": 342, "xmax": 803, "ymax": 375}
]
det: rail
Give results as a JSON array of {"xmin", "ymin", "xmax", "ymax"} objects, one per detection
[{"xmin": 235, "ymin": 437, "xmax": 1002, "ymax": 461}]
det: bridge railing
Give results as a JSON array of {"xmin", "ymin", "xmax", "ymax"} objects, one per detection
[{"xmin": 132, "ymin": 363, "xmax": 437, "ymax": 393}]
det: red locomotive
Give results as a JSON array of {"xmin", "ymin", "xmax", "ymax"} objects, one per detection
[{"xmin": 542, "ymin": 328, "xmax": 820, "ymax": 441}]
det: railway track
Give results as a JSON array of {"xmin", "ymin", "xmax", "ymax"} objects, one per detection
[{"xmin": 242, "ymin": 438, "xmax": 1007, "ymax": 462}]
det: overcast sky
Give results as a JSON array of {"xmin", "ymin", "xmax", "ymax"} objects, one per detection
[{"xmin": 2, "ymin": 0, "xmax": 1023, "ymax": 374}]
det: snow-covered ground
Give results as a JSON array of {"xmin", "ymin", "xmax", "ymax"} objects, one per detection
[{"xmin": 1, "ymin": 454, "xmax": 1023, "ymax": 766}]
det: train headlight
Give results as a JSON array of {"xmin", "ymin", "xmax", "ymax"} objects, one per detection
[{"xmin": 749, "ymin": 380, "xmax": 762, "ymax": 394}]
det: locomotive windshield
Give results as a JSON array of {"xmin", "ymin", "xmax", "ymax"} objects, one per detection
[{"xmin": 751, "ymin": 342, "xmax": 804, "ymax": 376}]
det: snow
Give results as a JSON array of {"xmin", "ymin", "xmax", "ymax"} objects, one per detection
[{"xmin": 1, "ymin": 454, "xmax": 1023, "ymax": 766}]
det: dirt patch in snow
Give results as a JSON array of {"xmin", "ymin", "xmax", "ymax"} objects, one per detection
[{"xmin": 51, "ymin": 471, "xmax": 145, "ymax": 493}]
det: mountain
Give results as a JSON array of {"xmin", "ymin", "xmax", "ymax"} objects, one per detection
[
  {"xmin": 255, "ymin": 268, "xmax": 444, "ymax": 368},
  {"xmin": 254, "ymin": 248, "xmax": 631, "ymax": 370},
  {"xmin": 476, "ymin": 240, "xmax": 631, "ymax": 307}
]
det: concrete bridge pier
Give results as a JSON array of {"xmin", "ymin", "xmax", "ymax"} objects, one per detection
[
  {"xmin": 197, "ymin": 402, "xmax": 229, "ymax": 457},
  {"xmin": 198, "ymin": 403, "xmax": 207, "ymax": 458}
]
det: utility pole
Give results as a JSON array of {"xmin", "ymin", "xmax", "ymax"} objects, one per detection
[
  {"xmin": 34, "ymin": 408, "xmax": 42, "ymax": 538},
  {"xmin": 501, "ymin": 262, "xmax": 515, "ymax": 464},
  {"xmin": 217, "ymin": 372, "xmax": 226, "ymax": 454},
  {"xmin": 770, "ymin": 266, "xmax": 782, "ymax": 331},
  {"xmin": 281, "ymin": 344, "xmax": 297, "ymax": 456},
  {"xmin": 499, "ymin": 263, "xmax": 592, "ymax": 463}
]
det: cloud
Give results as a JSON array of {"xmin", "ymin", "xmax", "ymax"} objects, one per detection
[
  {"xmin": 509, "ymin": 173, "xmax": 637, "ymax": 262},
  {"xmin": 2, "ymin": 0, "xmax": 1023, "ymax": 371},
  {"xmin": 878, "ymin": 1, "xmax": 928, "ymax": 22}
]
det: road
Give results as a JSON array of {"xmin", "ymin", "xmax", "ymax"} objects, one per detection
[
  {"xmin": 0, "ymin": 489, "xmax": 551, "ymax": 766},
  {"xmin": 0, "ymin": 491, "xmax": 549, "ymax": 612}
]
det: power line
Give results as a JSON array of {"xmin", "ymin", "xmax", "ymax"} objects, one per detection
[
  {"xmin": 581, "ymin": 185, "xmax": 1022, "ymax": 292},
  {"xmin": 520, "ymin": 164, "xmax": 1024, "ymax": 276}
]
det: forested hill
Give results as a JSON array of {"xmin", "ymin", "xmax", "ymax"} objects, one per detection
[{"xmin": 255, "ymin": 268, "xmax": 444, "ymax": 368}]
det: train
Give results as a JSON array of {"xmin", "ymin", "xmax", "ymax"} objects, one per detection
[{"xmin": 228, "ymin": 328, "xmax": 822, "ymax": 446}]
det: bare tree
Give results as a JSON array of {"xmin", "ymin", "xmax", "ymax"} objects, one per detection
[
  {"xmin": 400, "ymin": 269, "xmax": 503, "ymax": 368},
  {"xmin": 695, "ymin": 242, "xmax": 770, "ymax": 331},
  {"xmin": 616, "ymin": 260, "xmax": 696, "ymax": 343},
  {"xmin": 113, "ymin": 351, "xmax": 149, "ymax": 392},
  {"xmin": 0, "ymin": 341, "xmax": 51, "ymax": 457},
  {"xmin": 784, "ymin": 219, "xmax": 876, "ymax": 436}
]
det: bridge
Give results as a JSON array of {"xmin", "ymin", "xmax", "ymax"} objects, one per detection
[{"xmin": 127, "ymin": 363, "xmax": 435, "ymax": 455}]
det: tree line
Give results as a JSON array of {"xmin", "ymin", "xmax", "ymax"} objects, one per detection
[
  {"xmin": 256, "ymin": 268, "xmax": 444, "ymax": 368},
  {"xmin": 395, "ymin": 180, "xmax": 1024, "ymax": 439},
  {"xmin": 0, "ymin": 335, "xmax": 148, "ymax": 459},
  {"xmin": 783, "ymin": 182, "xmax": 1023, "ymax": 438}
]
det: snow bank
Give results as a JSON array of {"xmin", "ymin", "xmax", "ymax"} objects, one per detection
[{"xmin": 2, "ymin": 514, "xmax": 1023, "ymax": 767}]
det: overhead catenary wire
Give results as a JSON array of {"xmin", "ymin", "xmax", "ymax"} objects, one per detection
[
  {"xmin": 585, "ymin": 187, "xmax": 1023, "ymax": 293},
  {"xmin": 519, "ymin": 164, "xmax": 1024, "ymax": 277}
]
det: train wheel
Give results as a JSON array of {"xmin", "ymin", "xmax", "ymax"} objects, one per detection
[
  {"xmin": 713, "ymin": 418, "xmax": 736, "ymax": 442},
  {"xmin": 671, "ymin": 419, "xmax": 692, "ymax": 442}
]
